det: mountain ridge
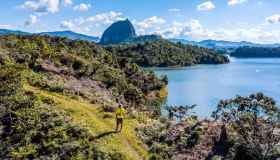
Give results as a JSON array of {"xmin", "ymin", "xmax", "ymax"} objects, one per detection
[
  {"xmin": 0, "ymin": 29, "xmax": 99, "ymax": 42},
  {"xmin": 39, "ymin": 30, "xmax": 99, "ymax": 42},
  {"xmin": 171, "ymin": 38, "xmax": 280, "ymax": 49},
  {"xmin": 0, "ymin": 29, "xmax": 31, "ymax": 36}
]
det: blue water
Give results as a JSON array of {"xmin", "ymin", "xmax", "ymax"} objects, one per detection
[{"xmin": 154, "ymin": 58, "xmax": 280, "ymax": 118}]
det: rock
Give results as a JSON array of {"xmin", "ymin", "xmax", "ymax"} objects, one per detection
[
  {"xmin": 100, "ymin": 19, "xmax": 136, "ymax": 44},
  {"xmin": 37, "ymin": 60, "xmax": 62, "ymax": 74}
]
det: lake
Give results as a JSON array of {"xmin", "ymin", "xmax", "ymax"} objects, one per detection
[{"xmin": 154, "ymin": 58, "xmax": 280, "ymax": 118}]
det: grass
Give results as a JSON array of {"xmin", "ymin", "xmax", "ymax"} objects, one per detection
[{"xmin": 24, "ymin": 85, "xmax": 149, "ymax": 160}]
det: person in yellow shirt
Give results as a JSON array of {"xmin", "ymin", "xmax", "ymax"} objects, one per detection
[{"xmin": 115, "ymin": 104, "xmax": 126, "ymax": 132}]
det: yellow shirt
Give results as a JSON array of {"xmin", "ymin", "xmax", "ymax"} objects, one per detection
[{"xmin": 116, "ymin": 107, "xmax": 126, "ymax": 119}]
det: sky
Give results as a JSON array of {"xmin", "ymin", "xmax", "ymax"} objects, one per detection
[{"xmin": 1, "ymin": 0, "xmax": 280, "ymax": 43}]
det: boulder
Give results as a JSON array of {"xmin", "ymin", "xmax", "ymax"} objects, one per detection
[{"xmin": 100, "ymin": 19, "xmax": 136, "ymax": 44}]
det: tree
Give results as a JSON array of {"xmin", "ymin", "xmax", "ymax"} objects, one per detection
[
  {"xmin": 165, "ymin": 104, "xmax": 196, "ymax": 121},
  {"xmin": 212, "ymin": 93, "xmax": 280, "ymax": 160}
]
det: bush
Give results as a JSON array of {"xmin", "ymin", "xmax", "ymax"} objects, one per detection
[{"xmin": 149, "ymin": 153, "xmax": 165, "ymax": 160}]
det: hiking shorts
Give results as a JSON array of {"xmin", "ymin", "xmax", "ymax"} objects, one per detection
[{"xmin": 116, "ymin": 118, "xmax": 123, "ymax": 124}]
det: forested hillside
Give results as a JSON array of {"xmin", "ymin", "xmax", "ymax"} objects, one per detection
[
  {"xmin": 231, "ymin": 46, "xmax": 280, "ymax": 58},
  {"xmin": 0, "ymin": 35, "xmax": 166, "ymax": 159},
  {"xmin": 106, "ymin": 40, "xmax": 229, "ymax": 67},
  {"xmin": 0, "ymin": 35, "xmax": 166, "ymax": 106}
]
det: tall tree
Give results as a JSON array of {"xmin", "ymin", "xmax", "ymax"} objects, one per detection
[{"xmin": 212, "ymin": 93, "xmax": 280, "ymax": 160}]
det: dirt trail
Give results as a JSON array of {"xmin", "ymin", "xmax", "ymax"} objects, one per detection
[
  {"xmin": 25, "ymin": 85, "xmax": 148, "ymax": 160},
  {"xmin": 122, "ymin": 135, "xmax": 143, "ymax": 160}
]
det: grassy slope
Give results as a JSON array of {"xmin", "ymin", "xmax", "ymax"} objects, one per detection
[{"xmin": 25, "ymin": 85, "xmax": 148, "ymax": 160}]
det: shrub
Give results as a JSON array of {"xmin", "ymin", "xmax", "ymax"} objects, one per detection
[{"xmin": 212, "ymin": 93, "xmax": 280, "ymax": 160}]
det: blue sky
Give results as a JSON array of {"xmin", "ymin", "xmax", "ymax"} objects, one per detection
[{"xmin": 1, "ymin": 0, "xmax": 280, "ymax": 43}]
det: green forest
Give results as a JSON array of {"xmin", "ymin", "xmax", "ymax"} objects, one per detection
[
  {"xmin": 231, "ymin": 46, "xmax": 280, "ymax": 58},
  {"xmin": 0, "ymin": 35, "xmax": 280, "ymax": 160},
  {"xmin": 106, "ymin": 40, "xmax": 229, "ymax": 67}
]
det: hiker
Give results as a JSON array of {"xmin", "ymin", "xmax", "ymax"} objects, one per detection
[{"xmin": 115, "ymin": 104, "xmax": 126, "ymax": 132}]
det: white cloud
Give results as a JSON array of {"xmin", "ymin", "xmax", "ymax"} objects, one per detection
[
  {"xmin": 63, "ymin": 0, "xmax": 72, "ymax": 6},
  {"xmin": 168, "ymin": 8, "xmax": 181, "ymax": 12},
  {"xmin": 135, "ymin": 16, "xmax": 166, "ymax": 35},
  {"xmin": 220, "ymin": 27, "xmax": 280, "ymax": 43},
  {"xmin": 162, "ymin": 19, "xmax": 213, "ymax": 40},
  {"xmin": 197, "ymin": 1, "xmax": 215, "ymax": 11},
  {"xmin": 161, "ymin": 22, "xmax": 183, "ymax": 37},
  {"xmin": 154, "ymin": 19, "xmax": 280, "ymax": 43},
  {"xmin": 228, "ymin": 0, "xmax": 248, "ymax": 6},
  {"xmin": 73, "ymin": 3, "xmax": 91, "ymax": 12},
  {"xmin": 266, "ymin": 14, "xmax": 280, "ymax": 24},
  {"xmin": 137, "ymin": 16, "xmax": 166, "ymax": 29},
  {"xmin": 24, "ymin": 15, "xmax": 38, "ymax": 26},
  {"xmin": 86, "ymin": 11, "xmax": 124, "ymax": 25},
  {"xmin": 182, "ymin": 19, "xmax": 210, "ymax": 39},
  {"xmin": 60, "ymin": 20, "xmax": 75, "ymax": 30},
  {"xmin": 20, "ymin": 0, "xmax": 60, "ymax": 13},
  {"xmin": 0, "ymin": 24, "xmax": 12, "ymax": 29},
  {"xmin": 60, "ymin": 19, "xmax": 93, "ymax": 34},
  {"xmin": 59, "ymin": 11, "xmax": 124, "ymax": 36}
]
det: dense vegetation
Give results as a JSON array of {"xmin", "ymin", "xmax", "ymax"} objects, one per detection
[
  {"xmin": 106, "ymin": 40, "xmax": 229, "ymax": 67},
  {"xmin": 0, "ymin": 35, "xmax": 166, "ymax": 159},
  {"xmin": 231, "ymin": 46, "xmax": 280, "ymax": 58},
  {"xmin": 123, "ymin": 35, "xmax": 163, "ymax": 44},
  {"xmin": 0, "ymin": 35, "xmax": 166, "ymax": 109},
  {"xmin": 137, "ymin": 93, "xmax": 280, "ymax": 160},
  {"xmin": 0, "ymin": 65, "xmax": 129, "ymax": 159},
  {"xmin": 212, "ymin": 93, "xmax": 280, "ymax": 160}
]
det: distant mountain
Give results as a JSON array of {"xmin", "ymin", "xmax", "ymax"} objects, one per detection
[
  {"xmin": 198, "ymin": 40, "xmax": 255, "ymax": 49},
  {"xmin": 100, "ymin": 19, "xmax": 137, "ymax": 44},
  {"xmin": 0, "ymin": 29, "xmax": 99, "ymax": 42},
  {"xmin": 169, "ymin": 38, "xmax": 198, "ymax": 46},
  {"xmin": 170, "ymin": 39, "xmax": 280, "ymax": 49},
  {"xmin": 198, "ymin": 40, "xmax": 280, "ymax": 49},
  {"xmin": 39, "ymin": 31, "xmax": 99, "ymax": 42},
  {"xmin": 0, "ymin": 29, "xmax": 31, "ymax": 36}
]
